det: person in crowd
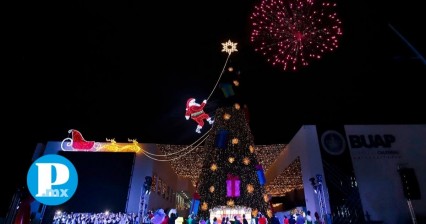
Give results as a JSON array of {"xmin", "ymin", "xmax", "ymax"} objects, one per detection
[
  {"xmin": 314, "ymin": 212, "xmax": 320, "ymax": 224},
  {"xmin": 305, "ymin": 211, "xmax": 313, "ymax": 224},
  {"xmin": 188, "ymin": 214, "xmax": 193, "ymax": 224},
  {"xmin": 161, "ymin": 210, "xmax": 170, "ymax": 224},
  {"xmin": 192, "ymin": 216, "xmax": 199, "ymax": 224},
  {"xmin": 242, "ymin": 214, "xmax": 248, "ymax": 224},
  {"xmin": 288, "ymin": 215, "xmax": 296, "ymax": 224},
  {"xmin": 283, "ymin": 215, "xmax": 289, "ymax": 224},
  {"xmin": 169, "ymin": 212, "xmax": 178, "ymax": 224},
  {"xmin": 295, "ymin": 213, "xmax": 305, "ymax": 224},
  {"xmin": 221, "ymin": 216, "xmax": 227, "ymax": 224},
  {"xmin": 271, "ymin": 214, "xmax": 280, "ymax": 224},
  {"xmin": 234, "ymin": 216, "xmax": 241, "ymax": 224},
  {"xmin": 258, "ymin": 214, "xmax": 267, "ymax": 224}
]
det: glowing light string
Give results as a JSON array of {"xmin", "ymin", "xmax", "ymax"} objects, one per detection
[{"xmin": 143, "ymin": 129, "xmax": 211, "ymax": 161}]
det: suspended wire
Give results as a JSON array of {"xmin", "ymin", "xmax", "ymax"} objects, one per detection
[
  {"xmin": 143, "ymin": 129, "xmax": 212, "ymax": 157},
  {"xmin": 143, "ymin": 129, "xmax": 211, "ymax": 162},
  {"xmin": 207, "ymin": 53, "xmax": 231, "ymax": 101}
]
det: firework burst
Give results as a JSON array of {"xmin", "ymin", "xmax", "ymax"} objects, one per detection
[{"xmin": 249, "ymin": 0, "xmax": 343, "ymax": 71}]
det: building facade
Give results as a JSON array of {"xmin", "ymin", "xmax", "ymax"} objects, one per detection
[
  {"xmin": 266, "ymin": 124, "xmax": 425, "ymax": 224},
  {"xmin": 27, "ymin": 139, "xmax": 195, "ymax": 223}
]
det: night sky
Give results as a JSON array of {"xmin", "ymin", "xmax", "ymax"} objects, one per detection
[{"xmin": 3, "ymin": 0, "xmax": 425, "ymax": 217}]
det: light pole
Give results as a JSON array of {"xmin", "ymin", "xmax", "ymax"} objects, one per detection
[{"xmin": 310, "ymin": 174, "xmax": 327, "ymax": 224}]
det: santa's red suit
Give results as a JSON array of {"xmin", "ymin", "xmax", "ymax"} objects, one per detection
[{"xmin": 185, "ymin": 98, "xmax": 214, "ymax": 133}]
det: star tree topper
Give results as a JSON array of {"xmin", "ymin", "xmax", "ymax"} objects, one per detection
[{"xmin": 222, "ymin": 40, "xmax": 238, "ymax": 55}]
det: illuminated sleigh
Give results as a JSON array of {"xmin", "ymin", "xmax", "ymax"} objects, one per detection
[{"xmin": 61, "ymin": 129, "xmax": 100, "ymax": 151}]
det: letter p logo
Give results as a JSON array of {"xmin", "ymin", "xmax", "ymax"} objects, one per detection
[
  {"xmin": 27, "ymin": 155, "xmax": 78, "ymax": 206},
  {"xmin": 36, "ymin": 163, "xmax": 70, "ymax": 197}
]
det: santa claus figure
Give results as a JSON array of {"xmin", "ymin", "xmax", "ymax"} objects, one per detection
[{"xmin": 185, "ymin": 98, "xmax": 214, "ymax": 133}]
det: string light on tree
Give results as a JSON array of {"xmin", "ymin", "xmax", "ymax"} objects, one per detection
[
  {"xmin": 249, "ymin": 145, "xmax": 255, "ymax": 153},
  {"xmin": 224, "ymin": 113, "xmax": 231, "ymax": 120},
  {"xmin": 156, "ymin": 144, "xmax": 286, "ymax": 189},
  {"xmin": 228, "ymin": 157, "xmax": 235, "ymax": 163},
  {"xmin": 227, "ymin": 199, "xmax": 235, "ymax": 207},
  {"xmin": 249, "ymin": 0, "xmax": 343, "ymax": 71},
  {"xmin": 201, "ymin": 202, "xmax": 209, "ymax": 211},
  {"xmin": 243, "ymin": 157, "xmax": 251, "ymax": 165},
  {"xmin": 247, "ymin": 184, "xmax": 255, "ymax": 193},
  {"xmin": 234, "ymin": 103, "xmax": 241, "ymax": 110},
  {"xmin": 232, "ymin": 138, "xmax": 239, "ymax": 145},
  {"xmin": 211, "ymin": 163, "xmax": 218, "ymax": 171}
]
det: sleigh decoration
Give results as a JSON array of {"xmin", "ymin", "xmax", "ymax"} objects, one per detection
[
  {"xmin": 97, "ymin": 138, "xmax": 142, "ymax": 153},
  {"xmin": 61, "ymin": 129, "xmax": 100, "ymax": 151}
]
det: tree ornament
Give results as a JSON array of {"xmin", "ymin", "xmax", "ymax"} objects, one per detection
[
  {"xmin": 201, "ymin": 202, "xmax": 209, "ymax": 211},
  {"xmin": 228, "ymin": 157, "xmax": 235, "ymax": 163},
  {"xmin": 249, "ymin": 145, "xmax": 255, "ymax": 153},
  {"xmin": 223, "ymin": 113, "xmax": 231, "ymax": 120},
  {"xmin": 232, "ymin": 138, "xmax": 239, "ymax": 145},
  {"xmin": 226, "ymin": 174, "xmax": 241, "ymax": 197},
  {"xmin": 211, "ymin": 164, "xmax": 218, "ymax": 171},
  {"xmin": 243, "ymin": 157, "xmax": 250, "ymax": 165},
  {"xmin": 256, "ymin": 164, "xmax": 266, "ymax": 185},
  {"xmin": 227, "ymin": 199, "xmax": 235, "ymax": 207},
  {"xmin": 247, "ymin": 184, "xmax": 254, "ymax": 193}
]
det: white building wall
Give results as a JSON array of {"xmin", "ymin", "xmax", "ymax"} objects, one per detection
[
  {"xmin": 265, "ymin": 125, "xmax": 330, "ymax": 215},
  {"xmin": 126, "ymin": 143, "xmax": 155, "ymax": 213},
  {"xmin": 345, "ymin": 124, "xmax": 426, "ymax": 224},
  {"xmin": 127, "ymin": 143, "xmax": 195, "ymax": 214},
  {"xmin": 266, "ymin": 124, "xmax": 426, "ymax": 223},
  {"xmin": 148, "ymin": 145, "xmax": 187, "ymax": 212}
]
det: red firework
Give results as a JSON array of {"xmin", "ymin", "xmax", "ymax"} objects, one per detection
[{"xmin": 249, "ymin": 0, "xmax": 343, "ymax": 71}]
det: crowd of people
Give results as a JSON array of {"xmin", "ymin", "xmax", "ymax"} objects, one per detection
[
  {"xmin": 52, "ymin": 209, "xmax": 322, "ymax": 224},
  {"xmin": 281, "ymin": 210, "xmax": 322, "ymax": 224},
  {"xmin": 52, "ymin": 211, "xmax": 139, "ymax": 224}
]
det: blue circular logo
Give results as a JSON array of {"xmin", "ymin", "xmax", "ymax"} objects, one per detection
[
  {"xmin": 321, "ymin": 130, "xmax": 346, "ymax": 155},
  {"xmin": 27, "ymin": 154, "xmax": 78, "ymax": 206}
]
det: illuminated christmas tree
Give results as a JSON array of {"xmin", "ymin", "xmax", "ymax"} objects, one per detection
[{"xmin": 196, "ymin": 104, "xmax": 269, "ymax": 220}]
